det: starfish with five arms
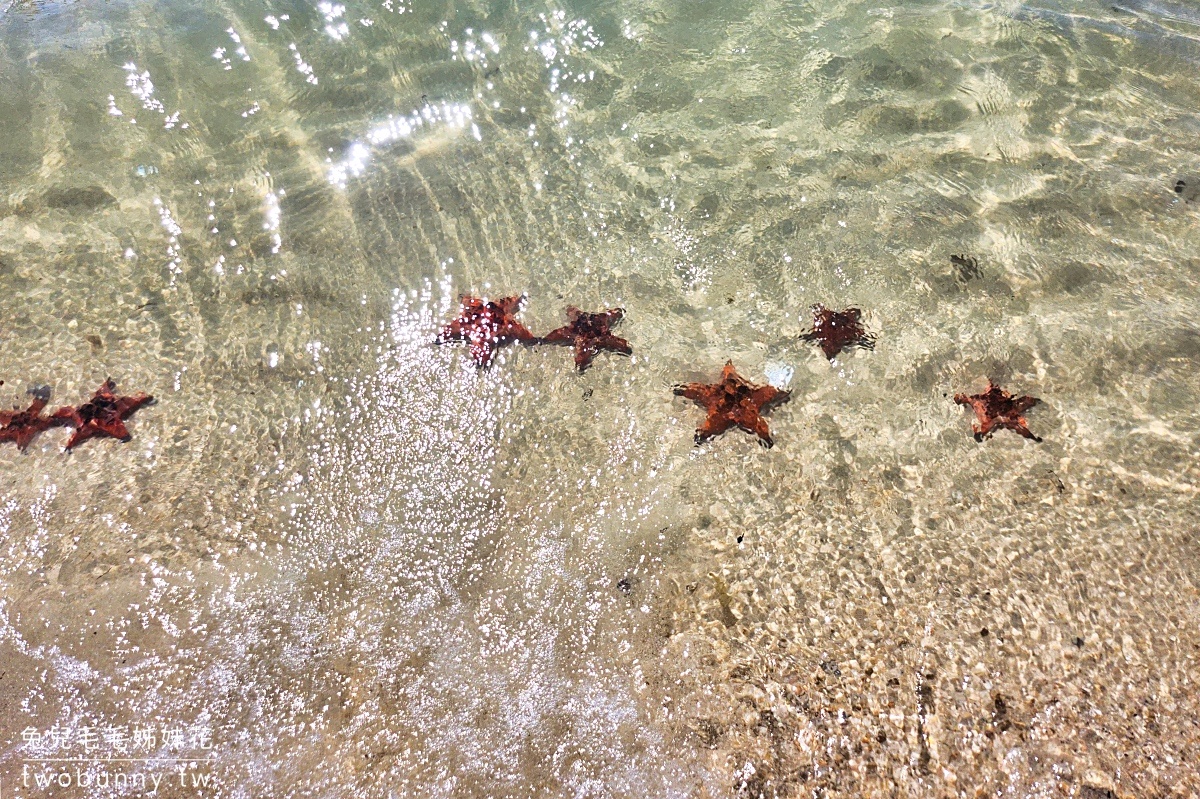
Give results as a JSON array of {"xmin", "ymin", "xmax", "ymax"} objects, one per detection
[
  {"xmin": 540, "ymin": 307, "xmax": 633, "ymax": 371},
  {"xmin": 800, "ymin": 304, "xmax": 876, "ymax": 360},
  {"xmin": 435, "ymin": 295, "xmax": 535, "ymax": 367},
  {"xmin": 954, "ymin": 381, "xmax": 1042, "ymax": 442},
  {"xmin": 54, "ymin": 379, "xmax": 156, "ymax": 450},
  {"xmin": 0, "ymin": 386, "xmax": 67, "ymax": 450},
  {"xmin": 673, "ymin": 361, "xmax": 791, "ymax": 448}
]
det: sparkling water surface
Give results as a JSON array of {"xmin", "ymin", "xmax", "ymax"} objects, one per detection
[{"xmin": 1, "ymin": 0, "xmax": 1199, "ymax": 796}]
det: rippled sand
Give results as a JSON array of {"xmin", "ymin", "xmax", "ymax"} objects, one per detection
[{"xmin": 1, "ymin": 0, "xmax": 1198, "ymax": 796}]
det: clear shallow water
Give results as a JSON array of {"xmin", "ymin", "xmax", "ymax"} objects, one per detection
[{"xmin": 1, "ymin": 0, "xmax": 1199, "ymax": 796}]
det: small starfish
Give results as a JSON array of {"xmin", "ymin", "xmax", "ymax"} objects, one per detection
[
  {"xmin": 800, "ymin": 304, "xmax": 876, "ymax": 360},
  {"xmin": 673, "ymin": 361, "xmax": 791, "ymax": 448},
  {"xmin": 954, "ymin": 382, "xmax": 1042, "ymax": 442},
  {"xmin": 0, "ymin": 386, "xmax": 66, "ymax": 450},
  {"xmin": 54, "ymin": 379, "xmax": 155, "ymax": 450},
  {"xmin": 540, "ymin": 307, "xmax": 632, "ymax": 371},
  {"xmin": 435, "ymin": 295, "xmax": 535, "ymax": 367}
]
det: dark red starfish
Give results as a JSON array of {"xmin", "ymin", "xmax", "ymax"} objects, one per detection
[
  {"xmin": 540, "ymin": 307, "xmax": 632, "ymax": 371},
  {"xmin": 53, "ymin": 379, "xmax": 155, "ymax": 450},
  {"xmin": 0, "ymin": 386, "xmax": 67, "ymax": 450},
  {"xmin": 954, "ymin": 381, "xmax": 1042, "ymax": 442},
  {"xmin": 800, "ymin": 304, "xmax": 876, "ymax": 360},
  {"xmin": 673, "ymin": 361, "xmax": 791, "ymax": 448},
  {"xmin": 435, "ymin": 295, "xmax": 535, "ymax": 367}
]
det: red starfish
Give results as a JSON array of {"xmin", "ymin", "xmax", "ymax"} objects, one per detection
[
  {"xmin": 0, "ymin": 386, "xmax": 67, "ymax": 450},
  {"xmin": 53, "ymin": 379, "xmax": 156, "ymax": 450},
  {"xmin": 800, "ymin": 304, "xmax": 876, "ymax": 360},
  {"xmin": 673, "ymin": 361, "xmax": 791, "ymax": 448},
  {"xmin": 954, "ymin": 382, "xmax": 1042, "ymax": 442},
  {"xmin": 435, "ymin": 295, "xmax": 535, "ymax": 367},
  {"xmin": 540, "ymin": 306, "xmax": 633, "ymax": 371}
]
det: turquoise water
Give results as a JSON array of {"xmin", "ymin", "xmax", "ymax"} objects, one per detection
[{"xmin": 1, "ymin": 0, "xmax": 1199, "ymax": 796}]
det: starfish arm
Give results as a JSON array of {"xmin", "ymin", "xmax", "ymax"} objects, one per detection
[
  {"xmin": 673, "ymin": 383, "xmax": 711, "ymax": 402},
  {"xmin": 435, "ymin": 319, "xmax": 465, "ymax": 343},
  {"xmin": 14, "ymin": 421, "xmax": 52, "ymax": 451},
  {"xmin": 1011, "ymin": 396, "xmax": 1040, "ymax": 414},
  {"xmin": 694, "ymin": 414, "xmax": 734, "ymax": 445},
  {"xmin": 115, "ymin": 393, "xmax": 155, "ymax": 417},
  {"xmin": 437, "ymin": 297, "xmax": 489, "ymax": 343},
  {"xmin": 971, "ymin": 404, "xmax": 994, "ymax": 429},
  {"xmin": 496, "ymin": 320, "xmax": 536, "ymax": 342},
  {"xmin": 720, "ymin": 361, "xmax": 739, "ymax": 381},
  {"xmin": 594, "ymin": 334, "xmax": 632, "ymax": 356},
  {"xmin": 63, "ymin": 426, "xmax": 94, "ymax": 451},
  {"xmin": 957, "ymin": 395, "xmax": 992, "ymax": 426},
  {"xmin": 573, "ymin": 342, "xmax": 599, "ymax": 371},
  {"xmin": 564, "ymin": 306, "xmax": 583, "ymax": 322},
  {"xmin": 972, "ymin": 418, "xmax": 995, "ymax": 442},
  {"xmin": 494, "ymin": 295, "xmax": 524, "ymax": 315},
  {"xmin": 1008, "ymin": 419, "xmax": 1042, "ymax": 442},
  {"xmin": 731, "ymin": 405, "xmax": 776, "ymax": 445},
  {"xmin": 601, "ymin": 308, "xmax": 625, "ymax": 325},
  {"xmin": 463, "ymin": 298, "xmax": 487, "ymax": 315},
  {"xmin": 51, "ymin": 405, "xmax": 80, "ymax": 423},
  {"xmin": 748, "ymin": 416, "xmax": 775, "ymax": 448},
  {"xmin": 469, "ymin": 340, "xmax": 497, "ymax": 367},
  {"xmin": 751, "ymin": 385, "xmax": 789, "ymax": 407},
  {"xmin": 540, "ymin": 325, "xmax": 576, "ymax": 345},
  {"xmin": 93, "ymin": 417, "xmax": 133, "ymax": 441}
]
